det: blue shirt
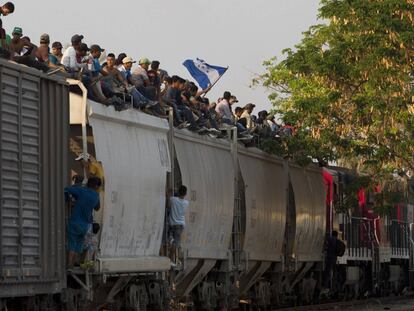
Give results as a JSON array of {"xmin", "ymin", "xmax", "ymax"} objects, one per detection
[
  {"xmin": 164, "ymin": 87, "xmax": 182, "ymax": 106},
  {"xmin": 65, "ymin": 186, "xmax": 100, "ymax": 229},
  {"xmin": 92, "ymin": 58, "xmax": 101, "ymax": 76},
  {"xmin": 49, "ymin": 54, "xmax": 58, "ymax": 65}
]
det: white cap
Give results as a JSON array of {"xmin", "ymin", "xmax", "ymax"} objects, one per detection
[{"xmin": 122, "ymin": 56, "xmax": 136, "ymax": 64}]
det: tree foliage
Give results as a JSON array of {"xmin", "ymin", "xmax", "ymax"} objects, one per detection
[{"xmin": 258, "ymin": 0, "xmax": 414, "ymax": 180}]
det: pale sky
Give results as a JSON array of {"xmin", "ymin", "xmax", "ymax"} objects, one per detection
[{"xmin": 6, "ymin": 0, "xmax": 320, "ymax": 112}]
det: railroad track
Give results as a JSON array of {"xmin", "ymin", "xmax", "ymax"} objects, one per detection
[{"xmin": 277, "ymin": 294, "xmax": 414, "ymax": 311}]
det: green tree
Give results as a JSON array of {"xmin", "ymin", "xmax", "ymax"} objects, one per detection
[{"xmin": 258, "ymin": 0, "xmax": 414, "ymax": 181}]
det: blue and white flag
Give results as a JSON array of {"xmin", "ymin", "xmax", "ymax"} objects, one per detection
[{"xmin": 183, "ymin": 58, "xmax": 228, "ymax": 90}]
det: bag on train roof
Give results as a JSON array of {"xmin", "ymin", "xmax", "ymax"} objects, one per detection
[{"xmin": 335, "ymin": 239, "xmax": 346, "ymax": 257}]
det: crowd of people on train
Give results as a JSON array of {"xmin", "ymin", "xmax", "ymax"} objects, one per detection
[
  {"xmin": 0, "ymin": 2, "xmax": 298, "ymax": 270},
  {"xmin": 0, "ymin": 2, "xmax": 294, "ymax": 144}
]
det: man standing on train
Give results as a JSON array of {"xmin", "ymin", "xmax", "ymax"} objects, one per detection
[
  {"xmin": 65, "ymin": 177, "xmax": 101, "ymax": 269},
  {"xmin": 167, "ymin": 185, "xmax": 189, "ymax": 266},
  {"xmin": 322, "ymin": 230, "xmax": 345, "ymax": 294}
]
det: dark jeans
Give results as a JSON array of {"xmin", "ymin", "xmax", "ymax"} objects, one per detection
[
  {"xmin": 222, "ymin": 118, "xmax": 247, "ymax": 133},
  {"xmin": 136, "ymin": 85, "xmax": 157, "ymax": 101},
  {"xmin": 14, "ymin": 55, "xmax": 49, "ymax": 72},
  {"xmin": 323, "ymin": 256, "xmax": 337, "ymax": 288},
  {"xmin": 177, "ymin": 104, "xmax": 196, "ymax": 127}
]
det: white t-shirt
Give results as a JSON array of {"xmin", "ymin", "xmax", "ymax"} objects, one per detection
[
  {"xmin": 215, "ymin": 99, "xmax": 232, "ymax": 120},
  {"xmin": 61, "ymin": 46, "xmax": 86, "ymax": 70},
  {"xmin": 169, "ymin": 197, "xmax": 189, "ymax": 226}
]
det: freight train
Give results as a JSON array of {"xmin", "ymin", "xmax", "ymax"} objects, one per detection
[{"xmin": 0, "ymin": 60, "xmax": 413, "ymax": 311}]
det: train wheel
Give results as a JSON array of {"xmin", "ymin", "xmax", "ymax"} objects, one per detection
[
  {"xmin": 0, "ymin": 300, "xmax": 6, "ymax": 311},
  {"xmin": 63, "ymin": 289, "xmax": 80, "ymax": 311},
  {"xmin": 126, "ymin": 283, "xmax": 149, "ymax": 311}
]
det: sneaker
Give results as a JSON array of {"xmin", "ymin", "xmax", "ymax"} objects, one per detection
[
  {"xmin": 188, "ymin": 125, "xmax": 201, "ymax": 132},
  {"xmin": 239, "ymin": 134, "xmax": 254, "ymax": 141},
  {"xmin": 177, "ymin": 122, "xmax": 190, "ymax": 129},
  {"xmin": 208, "ymin": 128, "xmax": 221, "ymax": 135},
  {"xmin": 197, "ymin": 127, "xmax": 209, "ymax": 134},
  {"xmin": 145, "ymin": 100, "xmax": 159, "ymax": 108}
]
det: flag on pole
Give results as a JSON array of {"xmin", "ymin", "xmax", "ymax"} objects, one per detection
[{"xmin": 183, "ymin": 58, "xmax": 228, "ymax": 90}]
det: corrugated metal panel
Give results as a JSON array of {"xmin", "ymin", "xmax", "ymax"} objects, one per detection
[
  {"xmin": 289, "ymin": 164, "xmax": 326, "ymax": 262},
  {"xmin": 39, "ymin": 76, "xmax": 68, "ymax": 289},
  {"xmin": 0, "ymin": 60, "xmax": 68, "ymax": 297},
  {"xmin": 174, "ymin": 130, "xmax": 234, "ymax": 260},
  {"xmin": 238, "ymin": 148, "xmax": 287, "ymax": 262},
  {"xmin": 87, "ymin": 101, "xmax": 170, "ymax": 269}
]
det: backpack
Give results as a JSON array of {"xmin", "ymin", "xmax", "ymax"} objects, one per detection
[{"xmin": 335, "ymin": 239, "xmax": 346, "ymax": 257}]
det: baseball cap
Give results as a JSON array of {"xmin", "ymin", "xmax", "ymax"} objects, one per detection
[
  {"xmin": 90, "ymin": 44, "xmax": 105, "ymax": 53},
  {"xmin": 139, "ymin": 57, "xmax": 151, "ymax": 65},
  {"xmin": 71, "ymin": 34, "xmax": 84, "ymax": 44},
  {"xmin": 40, "ymin": 33, "xmax": 50, "ymax": 44},
  {"xmin": 123, "ymin": 56, "xmax": 136, "ymax": 64},
  {"xmin": 78, "ymin": 43, "xmax": 90, "ymax": 52},
  {"xmin": 52, "ymin": 41, "xmax": 62, "ymax": 49},
  {"xmin": 12, "ymin": 26, "xmax": 22, "ymax": 35},
  {"xmin": 231, "ymin": 96, "xmax": 239, "ymax": 103}
]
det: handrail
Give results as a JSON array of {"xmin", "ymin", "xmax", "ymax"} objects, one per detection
[{"xmin": 66, "ymin": 79, "xmax": 88, "ymax": 182}]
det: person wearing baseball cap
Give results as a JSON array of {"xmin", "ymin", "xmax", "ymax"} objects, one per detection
[
  {"xmin": 230, "ymin": 95, "xmax": 239, "ymax": 104},
  {"xmin": 117, "ymin": 55, "xmax": 162, "ymax": 110},
  {"xmin": 71, "ymin": 34, "xmax": 84, "ymax": 46},
  {"xmin": 35, "ymin": 33, "xmax": 51, "ymax": 64},
  {"xmin": 118, "ymin": 56, "xmax": 135, "ymax": 81},
  {"xmin": 9, "ymin": 26, "xmax": 23, "ymax": 55},
  {"xmin": 88, "ymin": 44, "xmax": 104, "ymax": 77},
  {"xmin": 61, "ymin": 34, "xmax": 86, "ymax": 72},
  {"xmin": 132, "ymin": 57, "xmax": 155, "ymax": 99},
  {"xmin": 133, "ymin": 57, "xmax": 150, "ymax": 80}
]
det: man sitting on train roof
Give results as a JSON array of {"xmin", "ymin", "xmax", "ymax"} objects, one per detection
[
  {"xmin": 116, "ymin": 56, "xmax": 162, "ymax": 112},
  {"xmin": 65, "ymin": 177, "xmax": 101, "ymax": 269},
  {"xmin": 61, "ymin": 34, "xmax": 88, "ymax": 74},
  {"xmin": 35, "ymin": 33, "xmax": 61, "ymax": 70},
  {"xmin": 216, "ymin": 91, "xmax": 252, "ymax": 138},
  {"xmin": 82, "ymin": 44, "xmax": 113, "ymax": 105},
  {"xmin": 240, "ymin": 103, "xmax": 256, "ymax": 130},
  {"xmin": 198, "ymin": 97, "xmax": 221, "ymax": 133},
  {"xmin": 151, "ymin": 60, "xmax": 168, "ymax": 95},
  {"xmin": 9, "ymin": 29, "xmax": 49, "ymax": 72},
  {"xmin": 51, "ymin": 41, "xmax": 63, "ymax": 63},
  {"xmin": 131, "ymin": 57, "xmax": 157, "ymax": 101},
  {"xmin": 163, "ymin": 75, "xmax": 200, "ymax": 131}
]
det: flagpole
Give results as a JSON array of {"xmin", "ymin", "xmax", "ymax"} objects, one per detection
[{"xmin": 202, "ymin": 67, "xmax": 229, "ymax": 98}]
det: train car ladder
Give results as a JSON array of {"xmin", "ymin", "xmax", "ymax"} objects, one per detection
[{"xmin": 229, "ymin": 127, "xmax": 244, "ymax": 272}]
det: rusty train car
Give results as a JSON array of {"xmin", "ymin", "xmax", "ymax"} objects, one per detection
[{"xmin": 0, "ymin": 59, "xmax": 413, "ymax": 310}]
